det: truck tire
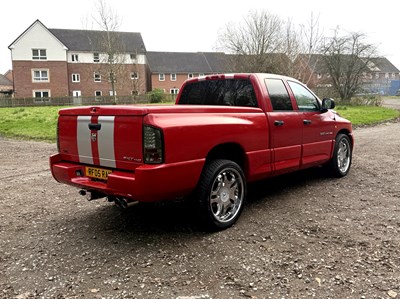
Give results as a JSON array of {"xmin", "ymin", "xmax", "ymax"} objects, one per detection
[
  {"xmin": 328, "ymin": 133, "xmax": 352, "ymax": 177},
  {"xmin": 196, "ymin": 159, "xmax": 246, "ymax": 230}
]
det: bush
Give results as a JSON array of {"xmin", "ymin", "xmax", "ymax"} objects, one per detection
[
  {"xmin": 147, "ymin": 89, "xmax": 165, "ymax": 103},
  {"xmin": 350, "ymin": 94, "xmax": 383, "ymax": 106}
]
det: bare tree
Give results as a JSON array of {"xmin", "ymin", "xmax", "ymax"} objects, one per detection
[
  {"xmin": 321, "ymin": 29, "xmax": 377, "ymax": 102},
  {"xmin": 294, "ymin": 13, "xmax": 324, "ymax": 85},
  {"xmin": 281, "ymin": 18, "xmax": 302, "ymax": 77},
  {"xmin": 91, "ymin": 0, "xmax": 127, "ymax": 103},
  {"xmin": 217, "ymin": 10, "xmax": 287, "ymax": 73}
]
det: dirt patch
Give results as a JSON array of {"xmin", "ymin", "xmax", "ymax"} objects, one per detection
[{"xmin": 1, "ymin": 121, "xmax": 400, "ymax": 299}]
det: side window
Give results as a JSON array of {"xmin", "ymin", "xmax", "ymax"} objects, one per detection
[
  {"xmin": 265, "ymin": 79, "xmax": 293, "ymax": 111},
  {"xmin": 287, "ymin": 81, "xmax": 320, "ymax": 111},
  {"xmin": 178, "ymin": 79, "xmax": 257, "ymax": 107}
]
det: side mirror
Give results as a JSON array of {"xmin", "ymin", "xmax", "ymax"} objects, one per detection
[{"xmin": 321, "ymin": 98, "xmax": 335, "ymax": 112}]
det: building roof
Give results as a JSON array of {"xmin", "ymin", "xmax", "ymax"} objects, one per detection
[
  {"xmin": 296, "ymin": 54, "xmax": 329, "ymax": 73},
  {"xmin": 49, "ymin": 28, "xmax": 146, "ymax": 53},
  {"xmin": 0, "ymin": 74, "xmax": 12, "ymax": 86},
  {"xmin": 297, "ymin": 54, "xmax": 400, "ymax": 74},
  {"xmin": 147, "ymin": 51, "xmax": 228, "ymax": 73},
  {"xmin": 9, "ymin": 20, "xmax": 147, "ymax": 54},
  {"xmin": 368, "ymin": 57, "xmax": 400, "ymax": 73}
]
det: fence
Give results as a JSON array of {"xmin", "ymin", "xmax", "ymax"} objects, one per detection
[{"xmin": 0, "ymin": 94, "xmax": 177, "ymax": 108}]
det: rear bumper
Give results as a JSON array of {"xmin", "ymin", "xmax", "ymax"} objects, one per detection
[{"xmin": 50, "ymin": 154, "xmax": 204, "ymax": 202}]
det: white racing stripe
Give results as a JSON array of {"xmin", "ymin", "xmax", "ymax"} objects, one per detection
[
  {"xmin": 77, "ymin": 116, "xmax": 93, "ymax": 164},
  {"xmin": 97, "ymin": 116, "xmax": 116, "ymax": 168}
]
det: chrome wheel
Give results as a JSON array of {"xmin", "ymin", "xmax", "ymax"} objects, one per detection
[
  {"xmin": 209, "ymin": 168, "xmax": 244, "ymax": 224},
  {"xmin": 197, "ymin": 159, "xmax": 246, "ymax": 230},
  {"xmin": 328, "ymin": 134, "xmax": 352, "ymax": 177},
  {"xmin": 337, "ymin": 138, "xmax": 351, "ymax": 174}
]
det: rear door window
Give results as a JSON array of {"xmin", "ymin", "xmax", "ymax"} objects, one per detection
[
  {"xmin": 265, "ymin": 79, "xmax": 293, "ymax": 111},
  {"xmin": 179, "ymin": 79, "xmax": 257, "ymax": 107}
]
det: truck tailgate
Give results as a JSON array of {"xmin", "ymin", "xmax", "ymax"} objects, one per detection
[{"xmin": 58, "ymin": 109, "xmax": 143, "ymax": 171}]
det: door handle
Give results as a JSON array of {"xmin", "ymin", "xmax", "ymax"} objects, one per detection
[
  {"xmin": 303, "ymin": 120, "xmax": 312, "ymax": 125},
  {"xmin": 274, "ymin": 120, "xmax": 284, "ymax": 126},
  {"xmin": 88, "ymin": 123, "xmax": 102, "ymax": 131}
]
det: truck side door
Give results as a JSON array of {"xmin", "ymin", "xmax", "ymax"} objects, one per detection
[
  {"xmin": 264, "ymin": 78, "xmax": 303, "ymax": 174},
  {"xmin": 287, "ymin": 80, "xmax": 336, "ymax": 168}
]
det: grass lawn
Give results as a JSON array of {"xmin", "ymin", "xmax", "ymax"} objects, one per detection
[
  {"xmin": 0, "ymin": 106, "xmax": 61, "ymax": 142},
  {"xmin": 0, "ymin": 105, "xmax": 398, "ymax": 142},
  {"xmin": 336, "ymin": 105, "xmax": 399, "ymax": 126}
]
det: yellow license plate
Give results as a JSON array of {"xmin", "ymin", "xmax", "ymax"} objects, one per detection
[{"xmin": 85, "ymin": 167, "xmax": 112, "ymax": 180}]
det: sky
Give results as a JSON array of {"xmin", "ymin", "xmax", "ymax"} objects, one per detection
[{"xmin": 1, "ymin": 0, "xmax": 400, "ymax": 74}]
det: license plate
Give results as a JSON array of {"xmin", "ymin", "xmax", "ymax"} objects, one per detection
[{"xmin": 85, "ymin": 167, "xmax": 112, "ymax": 180}]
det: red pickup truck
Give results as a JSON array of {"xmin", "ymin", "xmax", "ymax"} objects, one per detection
[{"xmin": 50, "ymin": 73, "xmax": 353, "ymax": 230}]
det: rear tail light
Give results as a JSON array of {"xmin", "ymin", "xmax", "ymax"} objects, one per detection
[{"xmin": 143, "ymin": 125, "xmax": 163, "ymax": 164}]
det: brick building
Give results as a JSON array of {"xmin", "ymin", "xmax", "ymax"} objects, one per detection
[
  {"xmin": 146, "ymin": 51, "xmax": 227, "ymax": 94},
  {"xmin": 295, "ymin": 54, "xmax": 400, "ymax": 95},
  {"xmin": 9, "ymin": 20, "xmax": 400, "ymax": 99},
  {"xmin": 9, "ymin": 20, "xmax": 149, "ymax": 99}
]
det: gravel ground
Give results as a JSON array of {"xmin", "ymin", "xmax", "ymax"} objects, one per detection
[{"xmin": 1, "ymin": 110, "xmax": 400, "ymax": 298}]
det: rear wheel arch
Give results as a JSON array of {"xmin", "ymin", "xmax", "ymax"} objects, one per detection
[{"xmin": 205, "ymin": 143, "xmax": 248, "ymax": 176}]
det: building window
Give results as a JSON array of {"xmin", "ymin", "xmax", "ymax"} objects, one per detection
[
  {"xmin": 33, "ymin": 90, "xmax": 50, "ymax": 101},
  {"xmin": 32, "ymin": 49, "xmax": 47, "ymax": 60},
  {"xmin": 375, "ymin": 73, "xmax": 380, "ymax": 79},
  {"xmin": 93, "ymin": 53, "xmax": 100, "ymax": 62},
  {"xmin": 159, "ymin": 73, "xmax": 165, "ymax": 81},
  {"xmin": 199, "ymin": 73, "xmax": 205, "ymax": 77},
  {"xmin": 130, "ymin": 53, "xmax": 136, "ymax": 60},
  {"xmin": 392, "ymin": 73, "xmax": 396, "ymax": 79},
  {"xmin": 71, "ymin": 54, "xmax": 79, "ymax": 62},
  {"xmin": 72, "ymin": 90, "xmax": 81, "ymax": 97},
  {"xmin": 131, "ymin": 72, "xmax": 139, "ymax": 80},
  {"xmin": 170, "ymin": 88, "xmax": 179, "ymax": 94},
  {"xmin": 109, "ymin": 72, "xmax": 117, "ymax": 82},
  {"xmin": 72, "ymin": 73, "xmax": 80, "ymax": 82},
  {"xmin": 95, "ymin": 90, "xmax": 102, "ymax": 101},
  {"xmin": 94, "ymin": 72, "xmax": 101, "ymax": 82},
  {"xmin": 188, "ymin": 73, "xmax": 194, "ymax": 79},
  {"xmin": 109, "ymin": 90, "xmax": 116, "ymax": 96},
  {"xmin": 131, "ymin": 90, "xmax": 138, "ymax": 95},
  {"xmin": 32, "ymin": 69, "xmax": 49, "ymax": 82},
  {"xmin": 170, "ymin": 73, "xmax": 177, "ymax": 81},
  {"xmin": 385, "ymin": 73, "xmax": 389, "ymax": 78}
]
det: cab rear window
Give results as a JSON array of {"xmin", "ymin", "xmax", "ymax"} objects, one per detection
[{"xmin": 178, "ymin": 79, "xmax": 258, "ymax": 107}]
